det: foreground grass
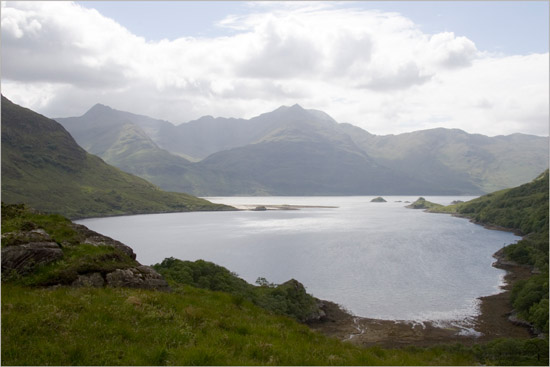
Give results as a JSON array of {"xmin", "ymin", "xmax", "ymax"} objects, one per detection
[{"xmin": 2, "ymin": 284, "xmax": 480, "ymax": 366}]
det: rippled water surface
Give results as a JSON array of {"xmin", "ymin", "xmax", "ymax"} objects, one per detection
[{"xmin": 77, "ymin": 196, "xmax": 519, "ymax": 321}]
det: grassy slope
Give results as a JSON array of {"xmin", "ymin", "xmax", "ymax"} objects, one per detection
[
  {"xmin": 58, "ymin": 112, "xmax": 204, "ymax": 194},
  {"xmin": 2, "ymin": 284, "xmax": 483, "ymax": 366},
  {"xmin": 454, "ymin": 170, "xmax": 549, "ymax": 236},
  {"xmin": 1, "ymin": 96, "xmax": 232, "ymax": 218}
]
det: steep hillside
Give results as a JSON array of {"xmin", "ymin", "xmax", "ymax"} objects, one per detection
[
  {"xmin": 455, "ymin": 170, "xmax": 549, "ymax": 237},
  {"xmin": 1, "ymin": 96, "xmax": 232, "ymax": 218},
  {"xmin": 55, "ymin": 105, "xmax": 203, "ymax": 192}
]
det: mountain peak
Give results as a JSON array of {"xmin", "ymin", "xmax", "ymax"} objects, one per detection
[
  {"xmin": 272, "ymin": 103, "xmax": 305, "ymax": 113},
  {"xmin": 91, "ymin": 103, "xmax": 113, "ymax": 111},
  {"xmin": 289, "ymin": 103, "xmax": 304, "ymax": 110},
  {"xmin": 85, "ymin": 103, "xmax": 115, "ymax": 116}
]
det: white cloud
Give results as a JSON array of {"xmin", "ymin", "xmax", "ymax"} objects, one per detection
[
  {"xmin": 1, "ymin": 1, "xmax": 548, "ymax": 137},
  {"xmin": 429, "ymin": 32, "xmax": 478, "ymax": 69}
]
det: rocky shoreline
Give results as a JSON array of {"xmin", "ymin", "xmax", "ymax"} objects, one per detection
[{"xmin": 308, "ymin": 248, "xmax": 533, "ymax": 348}]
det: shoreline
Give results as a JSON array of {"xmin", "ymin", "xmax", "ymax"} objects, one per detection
[{"xmin": 308, "ymin": 239, "xmax": 533, "ymax": 348}]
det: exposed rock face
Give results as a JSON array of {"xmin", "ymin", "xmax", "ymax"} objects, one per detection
[
  {"xmin": 71, "ymin": 223, "xmax": 136, "ymax": 260},
  {"xmin": 72, "ymin": 272, "xmax": 105, "ymax": 287},
  {"xmin": 2, "ymin": 229, "xmax": 52, "ymax": 246},
  {"xmin": 106, "ymin": 265, "xmax": 170, "ymax": 291},
  {"xmin": 1, "ymin": 240, "xmax": 63, "ymax": 275},
  {"xmin": 71, "ymin": 267, "xmax": 170, "ymax": 291}
]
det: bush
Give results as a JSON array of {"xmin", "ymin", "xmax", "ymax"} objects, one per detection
[
  {"xmin": 474, "ymin": 338, "xmax": 549, "ymax": 366},
  {"xmin": 154, "ymin": 257, "xmax": 320, "ymax": 321},
  {"xmin": 511, "ymin": 272, "xmax": 549, "ymax": 333}
]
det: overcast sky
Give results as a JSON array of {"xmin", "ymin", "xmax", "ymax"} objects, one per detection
[{"xmin": 2, "ymin": 1, "xmax": 549, "ymax": 136}]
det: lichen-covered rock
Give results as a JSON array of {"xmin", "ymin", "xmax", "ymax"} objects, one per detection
[
  {"xmin": 1, "ymin": 241, "xmax": 63, "ymax": 274},
  {"xmin": 72, "ymin": 272, "xmax": 105, "ymax": 287},
  {"xmin": 71, "ymin": 223, "xmax": 136, "ymax": 260},
  {"xmin": 1, "ymin": 229, "xmax": 52, "ymax": 247},
  {"xmin": 106, "ymin": 265, "xmax": 170, "ymax": 291}
]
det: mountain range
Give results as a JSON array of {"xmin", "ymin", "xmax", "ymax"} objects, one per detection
[
  {"xmin": 1, "ymin": 96, "xmax": 231, "ymax": 218},
  {"xmin": 56, "ymin": 103, "xmax": 548, "ymax": 196}
]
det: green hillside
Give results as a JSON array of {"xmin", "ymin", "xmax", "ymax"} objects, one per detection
[
  {"xmin": 435, "ymin": 171, "xmax": 549, "ymax": 333},
  {"xmin": 1, "ymin": 96, "xmax": 232, "ymax": 218},
  {"xmin": 454, "ymin": 170, "xmax": 549, "ymax": 237}
]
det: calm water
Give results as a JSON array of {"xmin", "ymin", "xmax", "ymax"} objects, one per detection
[{"xmin": 77, "ymin": 196, "xmax": 519, "ymax": 322}]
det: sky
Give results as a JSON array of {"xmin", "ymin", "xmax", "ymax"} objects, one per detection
[{"xmin": 1, "ymin": 1, "xmax": 549, "ymax": 136}]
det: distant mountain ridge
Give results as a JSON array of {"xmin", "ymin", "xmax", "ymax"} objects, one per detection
[
  {"xmin": 56, "ymin": 103, "xmax": 549, "ymax": 196},
  {"xmin": 1, "ymin": 96, "xmax": 231, "ymax": 218}
]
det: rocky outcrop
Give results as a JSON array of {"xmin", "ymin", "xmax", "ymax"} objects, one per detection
[
  {"xmin": 105, "ymin": 265, "xmax": 170, "ymax": 291},
  {"xmin": 71, "ymin": 266, "xmax": 170, "ymax": 291},
  {"xmin": 1, "ymin": 239, "xmax": 63, "ymax": 275},
  {"xmin": 71, "ymin": 223, "xmax": 136, "ymax": 260},
  {"xmin": 72, "ymin": 272, "xmax": 105, "ymax": 287},
  {"xmin": 2, "ymin": 228, "xmax": 53, "ymax": 246},
  {"xmin": 1, "ymin": 224, "xmax": 169, "ymax": 291}
]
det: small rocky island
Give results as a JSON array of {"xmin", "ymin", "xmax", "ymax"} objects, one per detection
[{"xmin": 370, "ymin": 197, "xmax": 387, "ymax": 203}]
